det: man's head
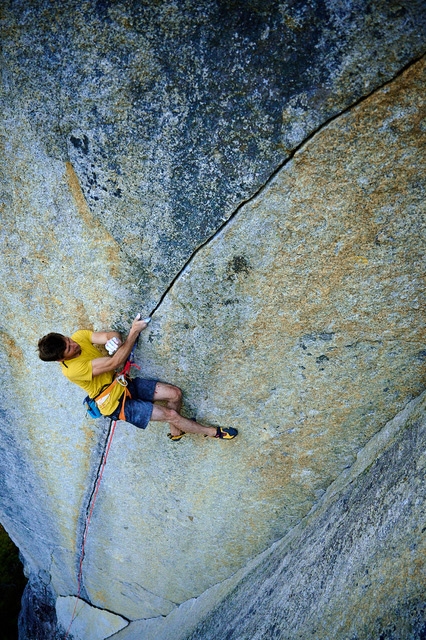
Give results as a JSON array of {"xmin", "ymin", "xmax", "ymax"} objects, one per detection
[{"xmin": 38, "ymin": 333, "xmax": 81, "ymax": 361}]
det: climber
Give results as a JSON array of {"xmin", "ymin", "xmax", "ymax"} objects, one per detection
[{"xmin": 37, "ymin": 314, "xmax": 237, "ymax": 441}]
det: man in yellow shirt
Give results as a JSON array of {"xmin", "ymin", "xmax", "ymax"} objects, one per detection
[{"xmin": 37, "ymin": 314, "xmax": 237, "ymax": 440}]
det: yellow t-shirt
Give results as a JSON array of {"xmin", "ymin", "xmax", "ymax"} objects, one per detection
[{"xmin": 61, "ymin": 330, "xmax": 125, "ymax": 415}]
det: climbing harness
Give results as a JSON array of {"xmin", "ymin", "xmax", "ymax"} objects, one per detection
[
  {"xmin": 93, "ymin": 364, "xmax": 135, "ymax": 421},
  {"xmin": 83, "ymin": 344, "xmax": 142, "ymax": 420},
  {"xmin": 64, "ymin": 334, "xmax": 142, "ymax": 639}
]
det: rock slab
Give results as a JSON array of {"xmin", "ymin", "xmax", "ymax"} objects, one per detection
[
  {"xmin": 184, "ymin": 392, "xmax": 426, "ymax": 640},
  {"xmin": 123, "ymin": 55, "xmax": 425, "ymax": 613},
  {"xmin": 56, "ymin": 596, "xmax": 128, "ymax": 640}
]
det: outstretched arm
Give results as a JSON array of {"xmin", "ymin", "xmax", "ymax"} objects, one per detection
[{"xmin": 91, "ymin": 315, "xmax": 148, "ymax": 377}]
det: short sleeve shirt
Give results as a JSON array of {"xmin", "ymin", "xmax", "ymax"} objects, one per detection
[{"xmin": 61, "ymin": 330, "xmax": 124, "ymax": 415}]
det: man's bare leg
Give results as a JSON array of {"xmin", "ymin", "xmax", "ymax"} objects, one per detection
[
  {"xmin": 151, "ymin": 405, "xmax": 217, "ymax": 438},
  {"xmin": 153, "ymin": 382, "xmax": 182, "ymax": 412},
  {"xmin": 152, "ymin": 383, "xmax": 184, "ymax": 436}
]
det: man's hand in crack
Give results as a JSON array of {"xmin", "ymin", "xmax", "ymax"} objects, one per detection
[{"xmin": 90, "ymin": 314, "xmax": 149, "ymax": 376}]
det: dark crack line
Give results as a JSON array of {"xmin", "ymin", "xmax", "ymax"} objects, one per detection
[
  {"xmin": 60, "ymin": 592, "xmax": 131, "ymax": 624},
  {"xmin": 148, "ymin": 51, "xmax": 426, "ymax": 318},
  {"xmin": 73, "ymin": 419, "xmax": 114, "ymax": 603}
]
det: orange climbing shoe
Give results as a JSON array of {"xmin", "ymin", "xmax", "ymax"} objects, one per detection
[
  {"xmin": 214, "ymin": 427, "xmax": 238, "ymax": 439},
  {"xmin": 167, "ymin": 432, "xmax": 185, "ymax": 442}
]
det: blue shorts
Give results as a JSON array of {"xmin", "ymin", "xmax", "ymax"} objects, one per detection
[{"xmin": 109, "ymin": 377, "xmax": 158, "ymax": 429}]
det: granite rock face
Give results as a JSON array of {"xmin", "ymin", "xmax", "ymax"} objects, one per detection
[
  {"xmin": 0, "ymin": 1, "xmax": 425, "ymax": 638},
  {"xmin": 136, "ymin": 56, "xmax": 425, "ymax": 605},
  {"xmin": 56, "ymin": 596, "xmax": 128, "ymax": 639},
  {"xmin": 111, "ymin": 393, "xmax": 426, "ymax": 640},
  {"xmin": 18, "ymin": 576, "xmax": 57, "ymax": 640},
  {"xmin": 183, "ymin": 392, "xmax": 426, "ymax": 640},
  {"xmin": 2, "ymin": 0, "xmax": 426, "ymax": 310}
]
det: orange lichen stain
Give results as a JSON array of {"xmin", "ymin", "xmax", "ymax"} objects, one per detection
[
  {"xmin": 352, "ymin": 256, "xmax": 369, "ymax": 265},
  {"xmin": 0, "ymin": 331, "xmax": 26, "ymax": 371},
  {"xmin": 82, "ymin": 419, "xmax": 97, "ymax": 443},
  {"xmin": 74, "ymin": 423, "xmax": 97, "ymax": 457},
  {"xmin": 91, "ymin": 590, "xmax": 107, "ymax": 605},
  {"xmin": 97, "ymin": 309, "xmax": 114, "ymax": 329},
  {"xmin": 60, "ymin": 449, "xmax": 72, "ymax": 465},
  {"xmin": 64, "ymin": 161, "xmax": 120, "ymax": 250},
  {"xmin": 73, "ymin": 300, "xmax": 92, "ymax": 331},
  {"xmin": 32, "ymin": 250, "xmax": 51, "ymax": 265},
  {"xmin": 65, "ymin": 161, "xmax": 97, "ymax": 230},
  {"xmin": 105, "ymin": 245, "xmax": 120, "ymax": 278}
]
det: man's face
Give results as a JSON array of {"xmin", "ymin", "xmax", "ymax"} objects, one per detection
[{"xmin": 61, "ymin": 338, "xmax": 81, "ymax": 360}]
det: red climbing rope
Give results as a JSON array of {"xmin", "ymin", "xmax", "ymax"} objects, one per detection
[{"xmin": 64, "ymin": 418, "xmax": 118, "ymax": 639}]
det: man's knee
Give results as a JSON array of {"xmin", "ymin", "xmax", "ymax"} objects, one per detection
[
  {"xmin": 151, "ymin": 405, "xmax": 179, "ymax": 423},
  {"xmin": 171, "ymin": 385, "xmax": 182, "ymax": 404},
  {"xmin": 154, "ymin": 382, "xmax": 182, "ymax": 404}
]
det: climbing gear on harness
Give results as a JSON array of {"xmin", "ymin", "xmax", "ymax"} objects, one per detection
[
  {"xmin": 83, "ymin": 395, "xmax": 102, "ymax": 419},
  {"xmin": 94, "ymin": 375, "xmax": 129, "ymax": 421},
  {"xmin": 215, "ymin": 426, "xmax": 238, "ymax": 439},
  {"xmin": 90, "ymin": 353, "xmax": 141, "ymax": 420}
]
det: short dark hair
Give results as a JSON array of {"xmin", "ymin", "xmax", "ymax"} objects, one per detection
[{"xmin": 38, "ymin": 333, "xmax": 67, "ymax": 361}]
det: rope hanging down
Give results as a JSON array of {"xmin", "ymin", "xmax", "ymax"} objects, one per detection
[
  {"xmin": 64, "ymin": 337, "xmax": 141, "ymax": 638},
  {"xmin": 64, "ymin": 417, "xmax": 117, "ymax": 638}
]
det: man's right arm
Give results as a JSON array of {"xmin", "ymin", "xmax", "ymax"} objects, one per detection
[{"xmin": 91, "ymin": 315, "xmax": 148, "ymax": 377}]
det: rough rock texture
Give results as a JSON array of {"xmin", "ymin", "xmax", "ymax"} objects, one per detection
[
  {"xmin": 183, "ymin": 392, "xmax": 426, "ymax": 640},
  {"xmin": 134, "ymin": 55, "xmax": 425, "ymax": 606},
  {"xmin": 109, "ymin": 392, "xmax": 426, "ymax": 639},
  {"xmin": 1, "ymin": 0, "xmax": 426, "ymax": 310},
  {"xmin": 56, "ymin": 596, "xmax": 128, "ymax": 639},
  {"xmin": 0, "ymin": 1, "xmax": 425, "ymax": 638},
  {"xmin": 18, "ymin": 575, "xmax": 57, "ymax": 640}
]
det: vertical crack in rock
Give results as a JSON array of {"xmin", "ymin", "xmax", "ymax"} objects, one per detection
[
  {"xmin": 148, "ymin": 53, "xmax": 426, "ymax": 317},
  {"xmin": 56, "ymin": 595, "xmax": 130, "ymax": 639},
  {"xmin": 72, "ymin": 419, "xmax": 114, "ymax": 604}
]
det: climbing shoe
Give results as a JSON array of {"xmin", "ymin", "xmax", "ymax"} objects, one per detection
[
  {"xmin": 167, "ymin": 432, "xmax": 185, "ymax": 442},
  {"xmin": 214, "ymin": 427, "xmax": 238, "ymax": 439}
]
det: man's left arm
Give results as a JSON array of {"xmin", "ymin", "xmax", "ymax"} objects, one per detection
[{"xmin": 91, "ymin": 331, "xmax": 122, "ymax": 346}]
